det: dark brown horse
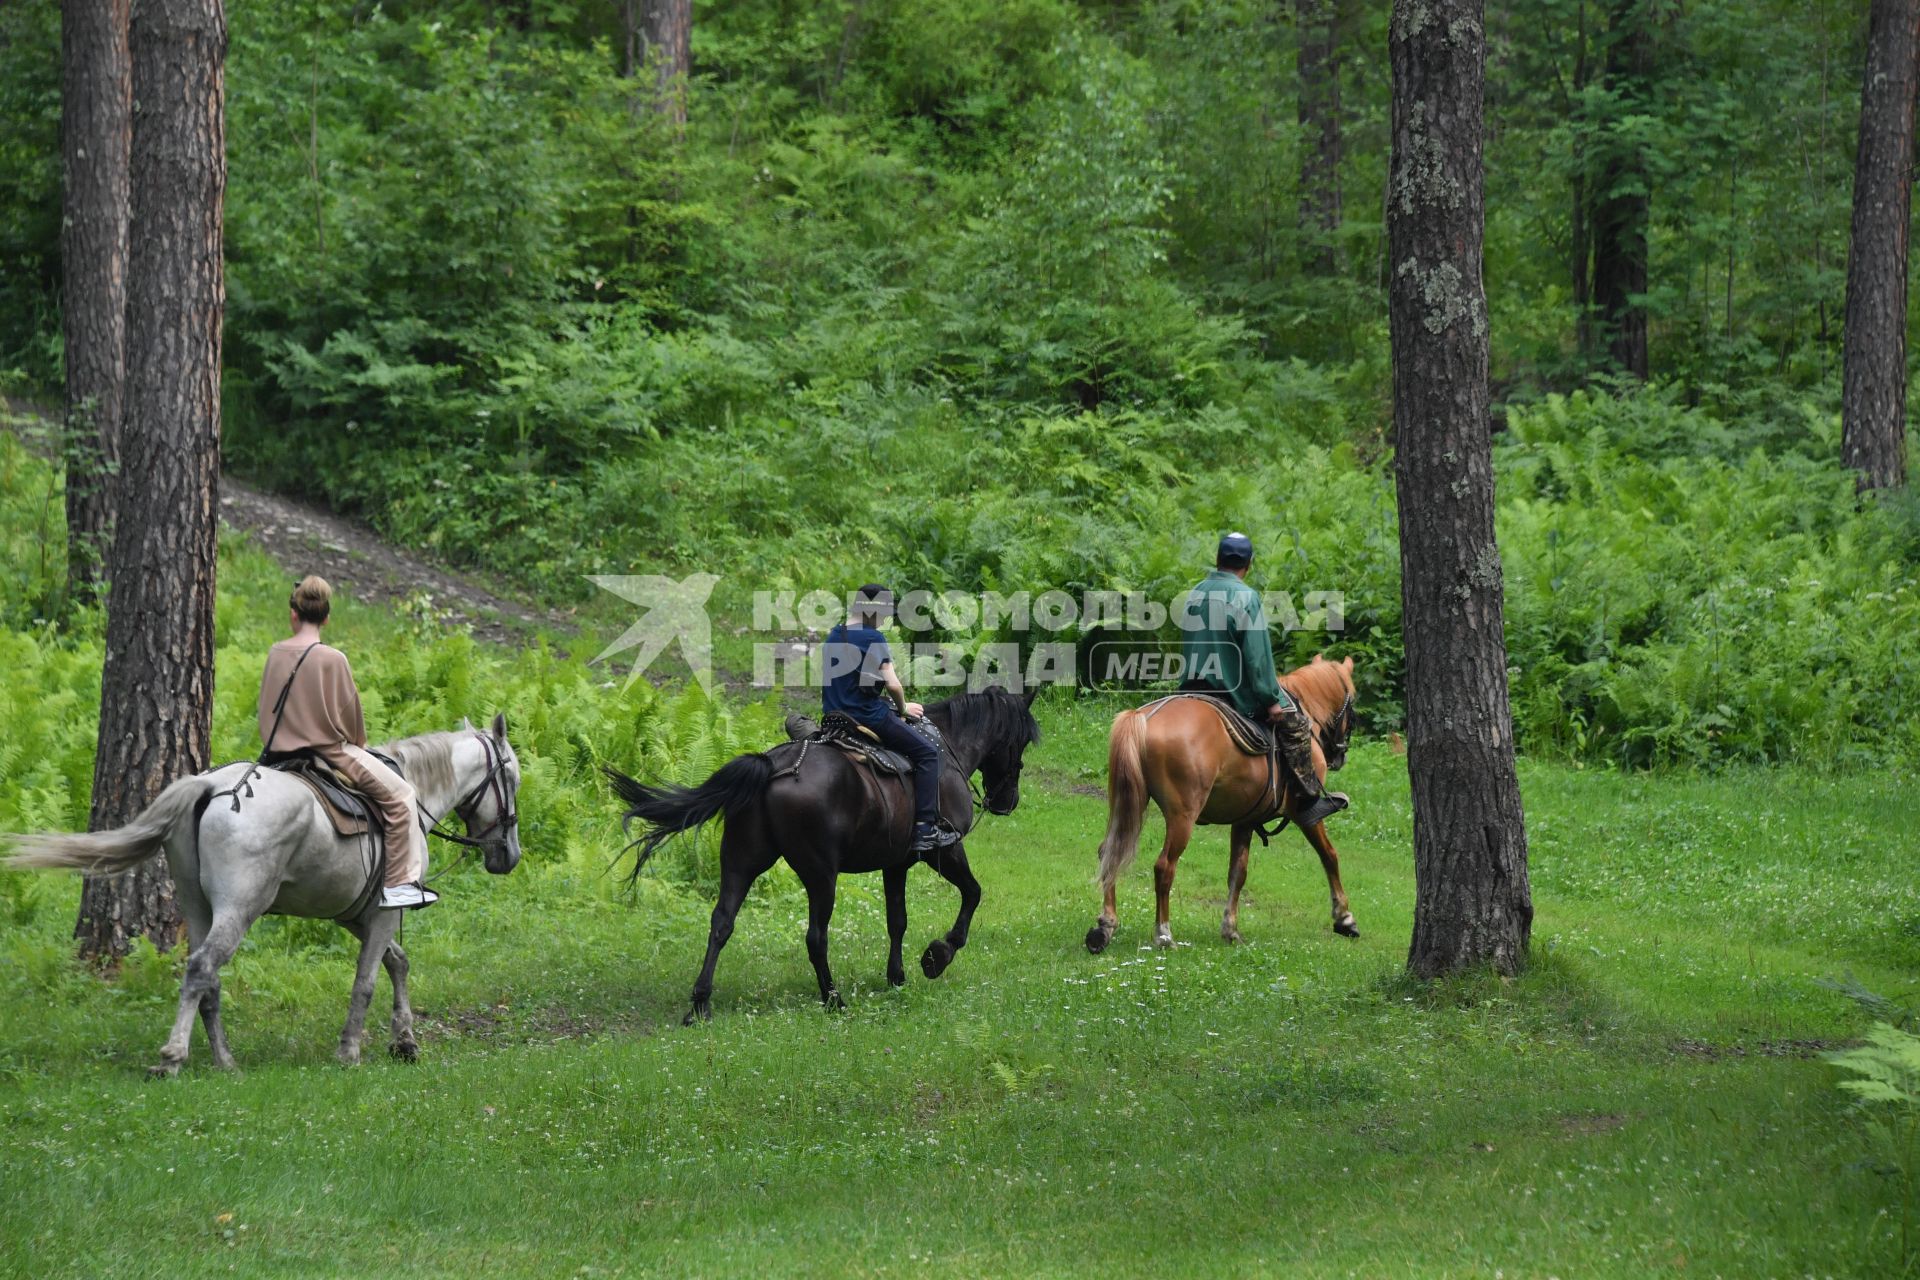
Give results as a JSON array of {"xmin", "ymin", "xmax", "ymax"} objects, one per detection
[
  {"xmin": 605, "ymin": 688, "xmax": 1041, "ymax": 1023},
  {"xmin": 1085, "ymin": 654, "xmax": 1358, "ymax": 953}
]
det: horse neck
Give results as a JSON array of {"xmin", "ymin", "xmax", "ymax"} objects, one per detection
[
  {"xmin": 928, "ymin": 703, "xmax": 987, "ymax": 774},
  {"xmin": 414, "ymin": 734, "xmax": 482, "ymax": 820},
  {"xmin": 1281, "ymin": 671, "xmax": 1341, "ymax": 729}
]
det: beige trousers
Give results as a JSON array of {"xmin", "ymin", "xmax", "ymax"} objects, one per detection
[{"xmin": 317, "ymin": 742, "xmax": 426, "ymax": 889}]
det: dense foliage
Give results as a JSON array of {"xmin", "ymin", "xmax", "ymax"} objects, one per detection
[{"xmin": 0, "ymin": 0, "xmax": 1914, "ymax": 767}]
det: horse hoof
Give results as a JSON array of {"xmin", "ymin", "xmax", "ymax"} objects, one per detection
[
  {"xmin": 146, "ymin": 1061, "xmax": 181, "ymax": 1080},
  {"xmin": 824, "ymin": 992, "xmax": 847, "ymax": 1013},
  {"xmin": 336, "ymin": 1049, "xmax": 362, "ymax": 1068},
  {"xmin": 921, "ymin": 939, "xmax": 955, "ymax": 978},
  {"xmin": 1222, "ymin": 928, "xmax": 1242, "ymax": 945},
  {"xmin": 887, "ymin": 969, "xmax": 907, "ymax": 989},
  {"xmin": 1085, "ymin": 925, "xmax": 1112, "ymax": 955},
  {"xmin": 682, "ymin": 1002, "xmax": 712, "ymax": 1027},
  {"xmin": 1334, "ymin": 917, "xmax": 1360, "ymax": 939},
  {"xmin": 1154, "ymin": 929, "xmax": 1175, "ymax": 949},
  {"xmin": 389, "ymin": 1040, "xmax": 419, "ymax": 1064}
]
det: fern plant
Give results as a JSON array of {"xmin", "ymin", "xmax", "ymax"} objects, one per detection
[{"xmin": 1830, "ymin": 1024, "xmax": 1920, "ymax": 1270}]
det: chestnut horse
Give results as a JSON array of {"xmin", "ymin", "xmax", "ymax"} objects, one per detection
[{"xmin": 1084, "ymin": 654, "xmax": 1358, "ymax": 953}]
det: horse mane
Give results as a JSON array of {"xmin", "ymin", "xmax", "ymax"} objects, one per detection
[
  {"xmin": 926, "ymin": 687, "xmax": 1042, "ymax": 748},
  {"xmin": 380, "ymin": 729, "xmax": 461, "ymax": 799},
  {"xmin": 1278, "ymin": 656, "xmax": 1352, "ymax": 722}
]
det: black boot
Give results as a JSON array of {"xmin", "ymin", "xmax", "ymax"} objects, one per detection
[{"xmin": 910, "ymin": 819, "xmax": 962, "ymax": 854}]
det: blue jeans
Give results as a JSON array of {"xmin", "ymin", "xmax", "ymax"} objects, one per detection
[{"xmin": 867, "ymin": 713, "xmax": 941, "ymax": 826}]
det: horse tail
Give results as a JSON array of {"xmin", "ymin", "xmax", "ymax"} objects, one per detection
[
  {"xmin": 4, "ymin": 776, "xmax": 213, "ymax": 875},
  {"xmin": 1095, "ymin": 710, "xmax": 1151, "ymax": 891},
  {"xmin": 603, "ymin": 753, "xmax": 774, "ymax": 882}
]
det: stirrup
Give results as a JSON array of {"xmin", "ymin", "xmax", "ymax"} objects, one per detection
[
  {"xmin": 380, "ymin": 882, "xmax": 441, "ymax": 910},
  {"xmin": 1292, "ymin": 790, "xmax": 1349, "ymax": 829}
]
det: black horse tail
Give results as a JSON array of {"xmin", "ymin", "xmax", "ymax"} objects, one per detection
[{"xmin": 603, "ymin": 754, "xmax": 774, "ymax": 881}]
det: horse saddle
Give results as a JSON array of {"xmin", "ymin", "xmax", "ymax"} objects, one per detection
[
  {"xmin": 782, "ymin": 712, "xmax": 941, "ymax": 777},
  {"xmin": 1145, "ymin": 691, "xmax": 1274, "ymax": 756},
  {"xmin": 259, "ymin": 750, "xmax": 403, "ymax": 838}
]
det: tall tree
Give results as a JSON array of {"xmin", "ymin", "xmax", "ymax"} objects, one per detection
[
  {"xmin": 1296, "ymin": 0, "xmax": 1344, "ymax": 274},
  {"xmin": 1840, "ymin": 0, "xmax": 1918, "ymax": 493},
  {"xmin": 1591, "ymin": 0, "xmax": 1652, "ymax": 380},
  {"xmin": 77, "ymin": 0, "xmax": 226, "ymax": 960},
  {"xmin": 59, "ymin": 0, "xmax": 131, "ymax": 604},
  {"xmin": 1388, "ymin": 0, "xmax": 1532, "ymax": 977},
  {"xmin": 625, "ymin": 0, "xmax": 690, "ymax": 126}
]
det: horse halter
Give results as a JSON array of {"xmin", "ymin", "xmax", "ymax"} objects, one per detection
[{"xmin": 424, "ymin": 733, "xmax": 518, "ymax": 851}]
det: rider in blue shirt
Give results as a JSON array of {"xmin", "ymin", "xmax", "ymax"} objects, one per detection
[{"xmin": 821, "ymin": 584, "xmax": 952, "ymax": 854}]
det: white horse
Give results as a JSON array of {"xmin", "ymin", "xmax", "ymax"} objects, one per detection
[{"xmin": 6, "ymin": 715, "xmax": 523, "ymax": 1075}]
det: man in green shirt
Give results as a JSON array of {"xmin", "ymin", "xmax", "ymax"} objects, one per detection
[{"xmin": 1178, "ymin": 532, "xmax": 1347, "ymax": 828}]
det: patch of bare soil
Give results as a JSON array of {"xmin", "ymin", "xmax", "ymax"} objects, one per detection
[
  {"xmin": 219, "ymin": 478, "xmax": 576, "ymax": 651},
  {"xmin": 415, "ymin": 1002, "xmax": 655, "ymax": 1046},
  {"xmin": 1670, "ymin": 1037, "xmax": 1835, "ymax": 1061}
]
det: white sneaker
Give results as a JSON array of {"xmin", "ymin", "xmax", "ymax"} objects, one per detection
[{"xmin": 379, "ymin": 882, "xmax": 440, "ymax": 910}]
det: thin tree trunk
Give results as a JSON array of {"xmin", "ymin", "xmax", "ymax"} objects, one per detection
[
  {"xmin": 637, "ymin": 0, "xmax": 691, "ymax": 127},
  {"xmin": 78, "ymin": 0, "xmax": 227, "ymax": 960},
  {"xmin": 1841, "ymin": 0, "xmax": 1918, "ymax": 492},
  {"xmin": 1296, "ymin": 0, "xmax": 1343, "ymax": 274},
  {"xmin": 1592, "ymin": 0, "xmax": 1651, "ymax": 381},
  {"xmin": 60, "ymin": 0, "xmax": 132, "ymax": 606},
  {"xmin": 1571, "ymin": 0, "xmax": 1595, "ymax": 363},
  {"xmin": 1388, "ymin": 0, "xmax": 1532, "ymax": 978}
]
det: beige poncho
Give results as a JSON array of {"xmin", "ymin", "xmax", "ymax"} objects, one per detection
[{"xmin": 257, "ymin": 639, "xmax": 367, "ymax": 752}]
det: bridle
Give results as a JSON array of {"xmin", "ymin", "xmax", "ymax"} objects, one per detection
[{"xmin": 421, "ymin": 733, "xmax": 518, "ymax": 854}]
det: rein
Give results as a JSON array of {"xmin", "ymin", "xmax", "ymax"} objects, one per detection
[{"xmin": 417, "ymin": 734, "xmax": 517, "ymax": 878}]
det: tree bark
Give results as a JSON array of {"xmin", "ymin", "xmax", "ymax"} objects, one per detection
[
  {"xmin": 60, "ymin": 0, "xmax": 132, "ymax": 605},
  {"xmin": 1570, "ymin": 0, "xmax": 1595, "ymax": 364},
  {"xmin": 77, "ymin": 0, "xmax": 226, "ymax": 960},
  {"xmin": 1592, "ymin": 0, "xmax": 1651, "ymax": 381},
  {"xmin": 637, "ymin": 0, "xmax": 690, "ymax": 126},
  {"xmin": 1296, "ymin": 0, "xmax": 1343, "ymax": 274},
  {"xmin": 1388, "ymin": 0, "xmax": 1532, "ymax": 978},
  {"xmin": 1841, "ymin": 0, "xmax": 1918, "ymax": 493}
]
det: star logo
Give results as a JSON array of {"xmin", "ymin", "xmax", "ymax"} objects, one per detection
[{"xmin": 588, "ymin": 573, "xmax": 721, "ymax": 691}]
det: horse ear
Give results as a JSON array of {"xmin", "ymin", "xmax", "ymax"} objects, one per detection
[
  {"xmin": 460, "ymin": 716, "xmax": 474, "ymax": 732},
  {"xmin": 491, "ymin": 711, "xmax": 509, "ymax": 742},
  {"xmin": 1023, "ymin": 685, "xmax": 1039, "ymax": 708},
  {"xmin": 1342, "ymin": 655, "xmax": 1354, "ymax": 673},
  {"xmin": 1313, "ymin": 651, "xmax": 1324, "ymax": 663}
]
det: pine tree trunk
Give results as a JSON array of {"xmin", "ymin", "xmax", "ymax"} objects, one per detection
[
  {"xmin": 638, "ymin": 0, "xmax": 691, "ymax": 126},
  {"xmin": 1387, "ymin": 0, "xmax": 1532, "ymax": 979},
  {"xmin": 1841, "ymin": 0, "xmax": 1918, "ymax": 493},
  {"xmin": 77, "ymin": 0, "xmax": 226, "ymax": 961},
  {"xmin": 59, "ymin": 0, "xmax": 131, "ymax": 605},
  {"xmin": 1296, "ymin": 0, "xmax": 1343, "ymax": 274},
  {"xmin": 1592, "ymin": 0, "xmax": 1651, "ymax": 381}
]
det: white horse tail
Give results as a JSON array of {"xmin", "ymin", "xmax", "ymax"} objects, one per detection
[{"xmin": 5, "ymin": 776, "xmax": 213, "ymax": 874}]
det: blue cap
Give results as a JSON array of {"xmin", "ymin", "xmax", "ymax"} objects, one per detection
[{"xmin": 1216, "ymin": 532, "xmax": 1254, "ymax": 567}]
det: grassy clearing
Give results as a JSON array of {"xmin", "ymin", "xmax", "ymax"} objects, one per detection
[{"xmin": 1, "ymin": 683, "xmax": 1913, "ymax": 1275}]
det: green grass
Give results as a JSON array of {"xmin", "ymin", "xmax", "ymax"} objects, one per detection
[{"xmin": 2, "ymin": 681, "xmax": 1914, "ymax": 1276}]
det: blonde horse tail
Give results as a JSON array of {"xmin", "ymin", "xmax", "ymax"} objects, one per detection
[
  {"xmin": 4, "ymin": 777, "xmax": 212, "ymax": 875},
  {"xmin": 1095, "ymin": 710, "xmax": 1151, "ymax": 892}
]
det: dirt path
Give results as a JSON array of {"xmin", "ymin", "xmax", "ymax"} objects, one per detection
[
  {"xmin": 219, "ymin": 477, "xmax": 575, "ymax": 650},
  {"xmin": 4, "ymin": 396, "xmax": 574, "ymax": 650}
]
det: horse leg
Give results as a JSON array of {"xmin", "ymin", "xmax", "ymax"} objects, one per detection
[
  {"xmin": 883, "ymin": 862, "xmax": 909, "ymax": 988},
  {"xmin": 921, "ymin": 843, "xmax": 980, "ymax": 979},
  {"xmin": 1222, "ymin": 824, "xmax": 1254, "ymax": 944},
  {"xmin": 685, "ymin": 834, "xmax": 773, "ymax": 1025},
  {"xmin": 153, "ymin": 909, "xmax": 251, "ymax": 1077},
  {"xmin": 1300, "ymin": 819, "xmax": 1359, "ymax": 938},
  {"xmin": 383, "ymin": 938, "xmax": 418, "ymax": 1062},
  {"xmin": 338, "ymin": 909, "xmax": 400, "ymax": 1065},
  {"xmin": 179, "ymin": 883, "xmax": 236, "ymax": 1069},
  {"xmin": 799, "ymin": 872, "xmax": 845, "ymax": 1011},
  {"xmin": 1152, "ymin": 809, "xmax": 1198, "ymax": 948}
]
